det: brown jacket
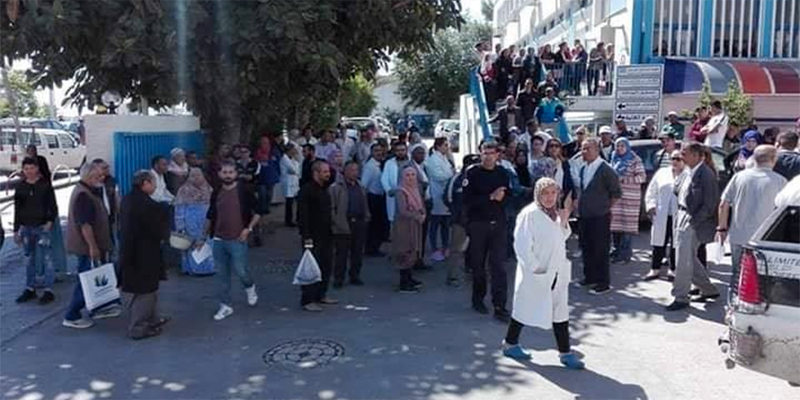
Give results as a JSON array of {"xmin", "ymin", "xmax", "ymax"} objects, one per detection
[
  {"xmin": 329, "ymin": 180, "xmax": 371, "ymax": 235},
  {"xmin": 66, "ymin": 182, "xmax": 112, "ymax": 256}
]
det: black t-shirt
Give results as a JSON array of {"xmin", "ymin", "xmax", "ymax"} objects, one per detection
[{"xmin": 462, "ymin": 165, "xmax": 511, "ymax": 223}]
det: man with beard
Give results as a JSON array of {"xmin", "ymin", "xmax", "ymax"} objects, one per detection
[
  {"xmin": 381, "ymin": 141, "xmax": 412, "ymax": 224},
  {"xmin": 298, "ymin": 161, "xmax": 338, "ymax": 311},
  {"xmin": 205, "ymin": 162, "xmax": 261, "ymax": 321}
]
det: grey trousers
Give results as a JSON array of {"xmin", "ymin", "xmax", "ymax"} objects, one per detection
[
  {"xmin": 672, "ymin": 223, "xmax": 719, "ymax": 303},
  {"xmin": 122, "ymin": 292, "xmax": 159, "ymax": 339}
]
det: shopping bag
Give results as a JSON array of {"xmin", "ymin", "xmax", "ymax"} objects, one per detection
[
  {"xmin": 79, "ymin": 262, "xmax": 121, "ymax": 311},
  {"xmin": 706, "ymin": 239, "xmax": 730, "ymax": 265},
  {"xmin": 292, "ymin": 249, "xmax": 322, "ymax": 285}
]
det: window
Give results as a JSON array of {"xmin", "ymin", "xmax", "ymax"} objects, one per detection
[
  {"xmin": 45, "ymin": 134, "xmax": 59, "ymax": 149},
  {"xmin": 764, "ymin": 207, "xmax": 800, "ymax": 244},
  {"xmin": 58, "ymin": 134, "xmax": 76, "ymax": 149}
]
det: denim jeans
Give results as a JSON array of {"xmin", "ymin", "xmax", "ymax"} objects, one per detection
[
  {"xmin": 213, "ymin": 239, "xmax": 254, "ymax": 306},
  {"xmin": 612, "ymin": 232, "xmax": 633, "ymax": 261},
  {"xmin": 20, "ymin": 226, "xmax": 54, "ymax": 290},
  {"xmin": 64, "ymin": 255, "xmax": 121, "ymax": 321},
  {"xmin": 428, "ymin": 215, "xmax": 451, "ymax": 251}
]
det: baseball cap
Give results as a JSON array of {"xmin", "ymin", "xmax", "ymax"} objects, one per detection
[
  {"xmin": 667, "ymin": 111, "xmax": 678, "ymax": 117},
  {"xmin": 599, "ymin": 126, "xmax": 612, "ymax": 135},
  {"xmin": 658, "ymin": 131, "xmax": 676, "ymax": 140}
]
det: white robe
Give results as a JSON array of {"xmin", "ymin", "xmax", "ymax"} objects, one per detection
[
  {"xmin": 644, "ymin": 168, "xmax": 685, "ymax": 246},
  {"xmin": 424, "ymin": 151, "xmax": 455, "ymax": 216},
  {"xmin": 512, "ymin": 203, "xmax": 572, "ymax": 328},
  {"xmin": 381, "ymin": 158, "xmax": 402, "ymax": 222},
  {"xmin": 280, "ymin": 154, "xmax": 301, "ymax": 198}
]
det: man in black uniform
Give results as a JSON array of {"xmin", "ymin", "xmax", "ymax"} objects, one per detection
[
  {"xmin": 463, "ymin": 141, "xmax": 512, "ymax": 322},
  {"xmin": 298, "ymin": 160, "xmax": 338, "ymax": 312}
]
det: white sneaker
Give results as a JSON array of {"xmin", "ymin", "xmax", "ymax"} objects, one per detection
[
  {"xmin": 62, "ymin": 318, "xmax": 94, "ymax": 329},
  {"xmin": 245, "ymin": 285, "xmax": 258, "ymax": 306},
  {"xmin": 214, "ymin": 304, "xmax": 234, "ymax": 321},
  {"xmin": 92, "ymin": 305, "xmax": 122, "ymax": 319}
]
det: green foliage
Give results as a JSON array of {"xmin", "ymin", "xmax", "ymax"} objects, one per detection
[
  {"xmin": 481, "ymin": 0, "xmax": 495, "ymax": 22},
  {"xmin": 396, "ymin": 21, "xmax": 492, "ymax": 117},
  {"xmin": 722, "ymin": 81, "xmax": 753, "ymax": 128},
  {"xmin": 340, "ymin": 74, "xmax": 376, "ymax": 118},
  {"xmin": 697, "ymin": 79, "xmax": 714, "ymax": 109},
  {"xmin": 0, "ymin": 69, "xmax": 47, "ymax": 118},
  {"xmin": 0, "ymin": 0, "xmax": 462, "ymax": 143}
]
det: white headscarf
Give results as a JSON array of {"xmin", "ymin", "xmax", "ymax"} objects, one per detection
[{"xmin": 168, "ymin": 148, "xmax": 189, "ymax": 176}]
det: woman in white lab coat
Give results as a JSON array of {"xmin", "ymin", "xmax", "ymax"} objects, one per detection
[
  {"xmin": 643, "ymin": 150, "xmax": 686, "ymax": 281},
  {"xmin": 280, "ymin": 144, "xmax": 301, "ymax": 227},
  {"xmin": 503, "ymin": 178, "xmax": 584, "ymax": 369}
]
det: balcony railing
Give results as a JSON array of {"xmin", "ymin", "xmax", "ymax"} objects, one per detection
[{"xmin": 543, "ymin": 60, "xmax": 616, "ymax": 98}]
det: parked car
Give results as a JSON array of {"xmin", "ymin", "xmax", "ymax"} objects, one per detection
[
  {"xmin": 341, "ymin": 117, "xmax": 390, "ymax": 141},
  {"xmin": 721, "ymin": 202, "xmax": 800, "ymax": 386},
  {"xmin": 434, "ymin": 119, "xmax": 460, "ymax": 153},
  {"xmin": 0, "ymin": 126, "xmax": 86, "ymax": 173}
]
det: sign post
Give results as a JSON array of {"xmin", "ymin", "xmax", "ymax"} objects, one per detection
[{"xmin": 614, "ymin": 65, "xmax": 664, "ymax": 130}]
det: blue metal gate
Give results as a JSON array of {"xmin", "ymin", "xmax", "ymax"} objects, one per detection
[{"xmin": 113, "ymin": 131, "xmax": 205, "ymax": 195}]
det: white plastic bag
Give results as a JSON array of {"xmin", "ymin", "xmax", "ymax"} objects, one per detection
[
  {"xmin": 706, "ymin": 239, "xmax": 730, "ymax": 265},
  {"xmin": 293, "ymin": 249, "xmax": 322, "ymax": 285},
  {"xmin": 79, "ymin": 263, "xmax": 120, "ymax": 311}
]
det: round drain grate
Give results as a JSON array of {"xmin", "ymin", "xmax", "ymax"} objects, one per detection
[{"xmin": 263, "ymin": 339, "xmax": 345, "ymax": 371}]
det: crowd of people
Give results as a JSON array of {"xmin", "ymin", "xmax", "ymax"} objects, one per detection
[{"xmin": 7, "ymin": 112, "xmax": 800, "ymax": 370}]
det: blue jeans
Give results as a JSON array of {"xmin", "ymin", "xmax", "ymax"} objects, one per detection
[
  {"xmin": 613, "ymin": 232, "xmax": 633, "ymax": 261},
  {"xmin": 64, "ymin": 255, "xmax": 121, "ymax": 321},
  {"xmin": 213, "ymin": 239, "xmax": 254, "ymax": 306},
  {"xmin": 20, "ymin": 226, "xmax": 54, "ymax": 290},
  {"xmin": 428, "ymin": 215, "xmax": 451, "ymax": 251}
]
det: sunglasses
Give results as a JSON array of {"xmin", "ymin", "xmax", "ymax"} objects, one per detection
[
  {"xmin": 548, "ymin": 143, "xmax": 562, "ymax": 148},
  {"xmin": 671, "ymin": 157, "xmax": 683, "ymax": 161}
]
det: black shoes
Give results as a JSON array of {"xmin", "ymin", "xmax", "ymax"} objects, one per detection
[
  {"xmin": 409, "ymin": 277, "xmax": 423, "ymax": 288},
  {"xmin": 398, "ymin": 283, "xmax": 420, "ymax": 293},
  {"xmin": 589, "ymin": 285, "xmax": 612, "ymax": 295},
  {"xmin": 472, "ymin": 302, "xmax": 489, "ymax": 315},
  {"xmin": 494, "ymin": 308, "xmax": 511, "ymax": 323},
  {"xmin": 16, "ymin": 289, "xmax": 37, "ymax": 303},
  {"xmin": 350, "ymin": 278, "xmax": 365, "ymax": 286},
  {"xmin": 578, "ymin": 280, "xmax": 596, "ymax": 288},
  {"xmin": 665, "ymin": 301, "xmax": 690, "ymax": 311},
  {"xmin": 39, "ymin": 291, "xmax": 55, "ymax": 305},
  {"xmin": 688, "ymin": 288, "xmax": 701, "ymax": 296},
  {"xmin": 691, "ymin": 293, "xmax": 721, "ymax": 303}
]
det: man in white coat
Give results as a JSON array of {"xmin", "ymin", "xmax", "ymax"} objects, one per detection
[
  {"xmin": 502, "ymin": 178, "xmax": 584, "ymax": 369},
  {"xmin": 381, "ymin": 142, "xmax": 411, "ymax": 223}
]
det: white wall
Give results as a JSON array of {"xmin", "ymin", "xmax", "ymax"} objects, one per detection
[
  {"xmin": 373, "ymin": 76, "xmax": 432, "ymax": 116},
  {"xmin": 84, "ymin": 115, "xmax": 200, "ymax": 173}
]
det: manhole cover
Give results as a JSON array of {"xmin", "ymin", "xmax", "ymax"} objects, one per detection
[{"xmin": 263, "ymin": 339, "xmax": 345, "ymax": 371}]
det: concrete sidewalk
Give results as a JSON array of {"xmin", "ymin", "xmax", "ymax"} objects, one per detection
[{"xmin": 0, "ymin": 212, "xmax": 796, "ymax": 400}]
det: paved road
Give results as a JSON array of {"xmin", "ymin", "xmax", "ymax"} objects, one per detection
[{"xmin": 0, "ymin": 212, "xmax": 796, "ymax": 400}]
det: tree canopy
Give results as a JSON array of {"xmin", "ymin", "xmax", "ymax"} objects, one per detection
[
  {"xmin": 395, "ymin": 21, "xmax": 491, "ymax": 117},
  {"xmin": 0, "ymin": 69, "xmax": 47, "ymax": 119},
  {"xmin": 0, "ymin": 0, "xmax": 461, "ymax": 144}
]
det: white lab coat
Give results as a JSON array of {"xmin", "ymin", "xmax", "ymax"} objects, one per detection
[
  {"xmin": 512, "ymin": 203, "xmax": 572, "ymax": 328},
  {"xmin": 424, "ymin": 151, "xmax": 455, "ymax": 215},
  {"xmin": 280, "ymin": 154, "xmax": 301, "ymax": 198},
  {"xmin": 644, "ymin": 168, "xmax": 685, "ymax": 247},
  {"xmin": 381, "ymin": 158, "xmax": 401, "ymax": 222}
]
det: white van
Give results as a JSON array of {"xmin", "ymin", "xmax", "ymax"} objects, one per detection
[{"xmin": 0, "ymin": 126, "xmax": 86, "ymax": 174}]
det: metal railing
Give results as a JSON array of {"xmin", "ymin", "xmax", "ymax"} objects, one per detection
[{"xmin": 542, "ymin": 60, "xmax": 616, "ymax": 98}]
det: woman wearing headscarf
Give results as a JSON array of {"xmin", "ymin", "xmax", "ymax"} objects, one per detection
[
  {"xmin": 174, "ymin": 168, "xmax": 215, "ymax": 276},
  {"xmin": 609, "ymin": 138, "xmax": 646, "ymax": 264},
  {"xmin": 166, "ymin": 148, "xmax": 190, "ymax": 195},
  {"xmin": 393, "ymin": 166, "xmax": 426, "ymax": 293},
  {"xmin": 503, "ymin": 178, "xmax": 584, "ymax": 369},
  {"xmin": 732, "ymin": 130, "xmax": 763, "ymax": 172}
]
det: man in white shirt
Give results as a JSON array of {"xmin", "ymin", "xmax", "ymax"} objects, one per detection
[
  {"xmin": 701, "ymin": 101, "xmax": 728, "ymax": 149},
  {"xmin": 362, "ymin": 143, "xmax": 388, "ymax": 256},
  {"xmin": 381, "ymin": 141, "xmax": 411, "ymax": 223},
  {"xmin": 315, "ymin": 130, "xmax": 340, "ymax": 161},
  {"xmin": 149, "ymin": 156, "xmax": 174, "ymax": 204},
  {"xmin": 717, "ymin": 146, "xmax": 786, "ymax": 302}
]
